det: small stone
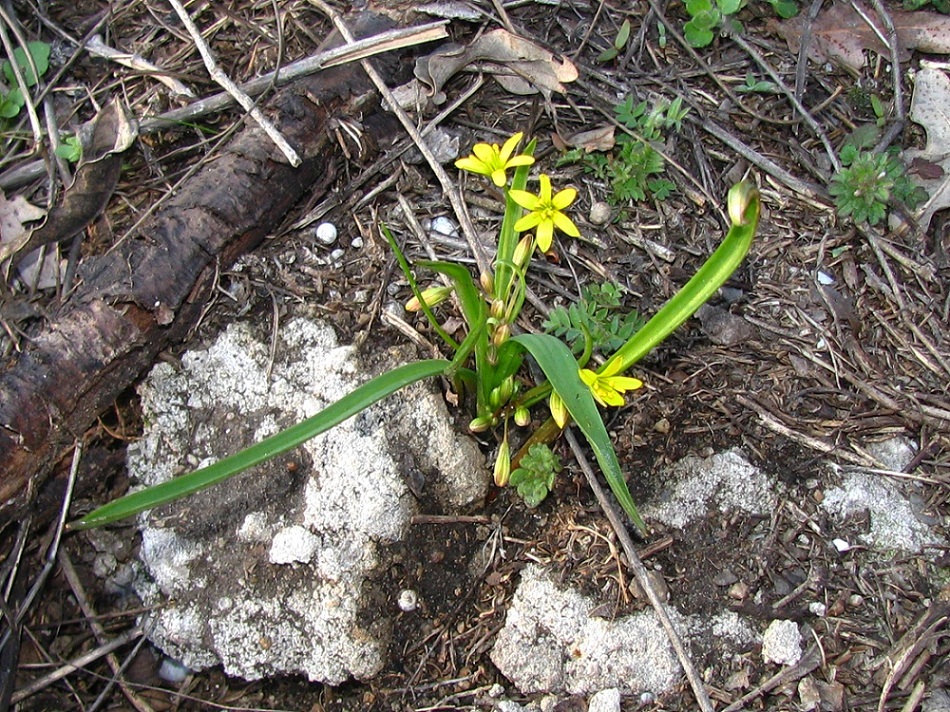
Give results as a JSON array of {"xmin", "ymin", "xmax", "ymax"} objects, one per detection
[
  {"xmin": 714, "ymin": 569, "xmax": 739, "ymax": 586},
  {"xmin": 431, "ymin": 216, "xmax": 459, "ymax": 237},
  {"xmin": 351, "ymin": 236, "xmax": 364, "ymax": 249},
  {"xmin": 808, "ymin": 601, "xmax": 827, "ymax": 617},
  {"xmin": 847, "ymin": 594, "xmax": 864, "ymax": 608},
  {"xmin": 762, "ymin": 619, "xmax": 803, "ymax": 666},
  {"xmin": 588, "ymin": 688, "xmax": 621, "ymax": 712},
  {"xmin": 589, "ymin": 201, "xmax": 611, "ymax": 225},
  {"xmin": 832, "ymin": 538, "xmax": 851, "ymax": 552},
  {"xmin": 398, "ymin": 589, "xmax": 419, "ymax": 612},
  {"xmin": 799, "ymin": 677, "xmax": 821, "ymax": 710},
  {"xmin": 653, "ymin": 417, "xmax": 671, "ymax": 434},
  {"xmin": 330, "ymin": 248, "xmax": 345, "ymax": 262},
  {"xmin": 727, "ymin": 581, "xmax": 750, "ymax": 600},
  {"xmin": 158, "ymin": 657, "xmax": 191, "ymax": 683},
  {"xmin": 315, "ymin": 222, "xmax": 338, "ymax": 245}
]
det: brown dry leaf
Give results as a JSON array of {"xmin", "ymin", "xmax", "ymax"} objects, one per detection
[
  {"xmin": 565, "ymin": 125, "xmax": 616, "ymax": 152},
  {"xmin": 0, "ymin": 191, "xmax": 46, "ymax": 265},
  {"xmin": 412, "ymin": 28, "xmax": 577, "ymax": 103},
  {"xmin": 775, "ymin": 2, "xmax": 950, "ymax": 72},
  {"xmin": 904, "ymin": 64, "xmax": 950, "ymax": 234}
]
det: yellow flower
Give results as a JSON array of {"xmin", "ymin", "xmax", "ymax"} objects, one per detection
[
  {"xmin": 508, "ymin": 174, "xmax": 580, "ymax": 252},
  {"xmin": 579, "ymin": 367, "xmax": 643, "ymax": 408},
  {"xmin": 455, "ymin": 132, "xmax": 535, "ymax": 187}
]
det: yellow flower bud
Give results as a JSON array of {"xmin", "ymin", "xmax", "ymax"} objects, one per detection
[
  {"xmin": 490, "ymin": 299, "xmax": 506, "ymax": 320},
  {"xmin": 480, "ymin": 271, "xmax": 494, "ymax": 294},
  {"xmin": 548, "ymin": 392, "xmax": 569, "ymax": 429},
  {"xmin": 405, "ymin": 285, "xmax": 453, "ymax": 312},
  {"xmin": 493, "ymin": 439, "xmax": 511, "ymax": 486},
  {"xmin": 512, "ymin": 235, "xmax": 534, "ymax": 268},
  {"xmin": 469, "ymin": 416, "xmax": 492, "ymax": 433},
  {"xmin": 514, "ymin": 406, "xmax": 531, "ymax": 427},
  {"xmin": 492, "ymin": 323, "xmax": 511, "ymax": 347}
]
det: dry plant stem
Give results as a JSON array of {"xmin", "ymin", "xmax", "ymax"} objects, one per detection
[
  {"xmin": 0, "ymin": 7, "xmax": 44, "ymax": 145},
  {"xmin": 795, "ymin": 0, "xmax": 825, "ymax": 100},
  {"xmin": 141, "ymin": 21, "xmax": 449, "ymax": 131},
  {"xmin": 702, "ymin": 119, "xmax": 825, "ymax": 201},
  {"xmin": 165, "ymin": 0, "xmax": 302, "ymax": 167},
  {"xmin": 58, "ymin": 550, "xmax": 156, "ymax": 712},
  {"xmin": 85, "ymin": 35, "xmax": 194, "ymax": 97},
  {"xmin": 851, "ymin": 0, "xmax": 904, "ymax": 121},
  {"xmin": 721, "ymin": 647, "xmax": 820, "ymax": 711},
  {"xmin": 309, "ymin": 0, "xmax": 491, "ymax": 277},
  {"xmin": 727, "ymin": 31, "xmax": 841, "ymax": 172},
  {"xmin": 0, "ymin": 440, "xmax": 80, "ymax": 653},
  {"xmin": 10, "ymin": 625, "xmax": 144, "ymax": 704},
  {"xmin": 563, "ymin": 429, "xmax": 715, "ymax": 712}
]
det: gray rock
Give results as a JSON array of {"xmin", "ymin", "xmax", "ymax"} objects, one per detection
[
  {"xmin": 588, "ymin": 688, "xmax": 621, "ymax": 712},
  {"xmin": 130, "ymin": 316, "xmax": 485, "ymax": 683},
  {"xmin": 490, "ymin": 565, "xmax": 681, "ymax": 695},
  {"xmin": 761, "ymin": 619, "xmax": 802, "ymax": 666},
  {"xmin": 642, "ymin": 448, "xmax": 774, "ymax": 529}
]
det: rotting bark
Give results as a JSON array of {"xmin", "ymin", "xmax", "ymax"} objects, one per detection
[{"xmin": 0, "ymin": 11, "xmax": 414, "ymax": 523}]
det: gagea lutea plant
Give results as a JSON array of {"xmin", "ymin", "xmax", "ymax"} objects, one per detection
[{"xmin": 71, "ymin": 133, "xmax": 761, "ymax": 536}]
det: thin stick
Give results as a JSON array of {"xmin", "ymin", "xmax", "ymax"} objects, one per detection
[
  {"xmin": 165, "ymin": 0, "xmax": 302, "ymax": 166},
  {"xmin": 563, "ymin": 429, "xmax": 715, "ymax": 712},
  {"xmin": 85, "ymin": 35, "xmax": 194, "ymax": 97},
  {"xmin": 308, "ymin": 0, "xmax": 492, "ymax": 277}
]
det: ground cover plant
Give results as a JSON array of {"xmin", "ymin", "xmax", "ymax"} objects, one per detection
[{"xmin": 0, "ymin": 0, "xmax": 948, "ymax": 709}]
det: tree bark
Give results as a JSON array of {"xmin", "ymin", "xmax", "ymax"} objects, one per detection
[{"xmin": 0, "ymin": 12, "xmax": 407, "ymax": 523}]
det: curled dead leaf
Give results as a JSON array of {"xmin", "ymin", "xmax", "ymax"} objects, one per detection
[
  {"xmin": 775, "ymin": 2, "xmax": 950, "ymax": 72},
  {"xmin": 905, "ymin": 65, "xmax": 950, "ymax": 234},
  {"xmin": 406, "ymin": 28, "xmax": 577, "ymax": 105}
]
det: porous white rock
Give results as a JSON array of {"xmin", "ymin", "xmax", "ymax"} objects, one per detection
[
  {"xmin": 491, "ymin": 565, "xmax": 681, "ymax": 695},
  {"xmin": 129, "ymin": 315, "xmax": 485, "ymax": 684},
  {"xmin": 761, "ymin": 619, "xmax": 803, "ymax": 666},
  {"xmin": 642, "ymin": 448, "xmax": 774, "ymax": 529}
]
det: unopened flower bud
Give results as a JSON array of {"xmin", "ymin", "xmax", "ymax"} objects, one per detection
[
  {"xmin": 490, "ymin": 299, "xmax": 506, "ymax": 320},
  {"xmin": 480, "ymin": 271, "xmax": 494, "ymax": 294},
  {"xmin": 512, "ymin": 235, "xmax": 534, "ymax": 268},
  {"xmin": 493, "ymin": 440, "xmax": 511, "ymax": 486},
  {"xmin": 468, "ymin": 416, "xmax": 492, "ymax": 433},
  {"xmin": 497, "ymin": 376, "xmax": 515, "ymax": 403},
  {"xmin": 514, "ymin": 406, "xmax": 531, "ymax": 427},
  {"xmin": 549, "ymin": 392, "xmax": 569, "ymax": 429},
  {"xmin": 492, "ymin": 323, "xmax": 511, "ymax": 347},
  {"xmin": 405, "ymin": 285, "xmax": 453, "ymax": 312},
  {"xmin": 727, "ymin": 181, "xmax": 758, "ymax": 226}
]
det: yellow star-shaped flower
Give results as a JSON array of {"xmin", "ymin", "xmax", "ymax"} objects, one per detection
[
  {"xmin": 508, "ymin": 174, "xmax": 580, "ymax": 251},
  {"xmin": 579, "ymin": 367, "xmax": 643, "ymax": 408},
  {"xmin": 455, "ymin": 132, "xmax": 535, "ymax": 187}
]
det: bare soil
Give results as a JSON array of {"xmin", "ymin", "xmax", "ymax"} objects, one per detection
[{"xmin": 1, "ymin": 0, "xmax": 948, "ymax": 710}]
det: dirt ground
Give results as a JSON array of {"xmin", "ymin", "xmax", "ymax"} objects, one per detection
[{"xmin": 1, "ymin": 0, "xmax": 949, "ymax": 709}]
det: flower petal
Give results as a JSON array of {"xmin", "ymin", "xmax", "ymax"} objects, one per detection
[
  {"xmin": 535, "ymin": 220, "xmax": 554, "ymax": 252},
  {"xmin": 500, "ymin": 132, "xmax": 523, "ymax": 162},
  {"xmin": 507, "ymin": 155, "xmax": 535, "ymax": 168},
  {"xmin": 606, "ymin": 375, "xmax": 643, "ymax": 392},
  {"xmin": 514, "ymin": 212, "xmax": 544, "ymax": 232},
  {"xmin": 508, "ymin": 189, "xmax": 540, "ymax": 210},
  {"xmin": 472, "ymin": 142, "xmax": 498, "ymax": 164},
  {"xmin": 551, "ymin": 210, "xmax": 579, "ymax": 237},
  {"xmin": 552, "ymin": 187, "xmax": 577, "ymax": 210},
  {"xmin": 538, "ymin": 174, "xmax": 552, "ymax": 202},
  {"xmin": 595, "ymin": 387, "xmax": 625, "ymax": 407},
  {"xmin": 491, "ymin": 168, "xmax": 508, "ymax": 187},
  {"xmin": 455, "ymin": 156, "xmax": 489, "ymax": 175}
]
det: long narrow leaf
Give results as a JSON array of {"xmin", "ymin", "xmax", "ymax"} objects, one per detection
[
  {"xmin": 511, "ymin": 333, "xmax": 647, "ymax": 534},
  {"xmin": 70, "ymin": 359, "xmax": 451, "ymax": 529}
]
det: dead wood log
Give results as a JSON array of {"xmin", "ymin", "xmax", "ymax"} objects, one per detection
[{"xmin": 0, "ymin": 12, "xmax": 411, "ymax": 524}]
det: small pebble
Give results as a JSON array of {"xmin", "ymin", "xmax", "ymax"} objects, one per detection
[
  {"xmin": 431, "ymin": 216, "xmax": 459, "ymax": 237},
  {"xmin": 589, "ymin": 201, "xmax": 611, "ymax": 225},
  {"xmin": 351, "ymin": 236, "xmax": 364, "ymax": 249},
  {"xmin": 817, "ymin": 271, "xmax": 835, "ymax": 285},
  {"xmin": 398, "ymin": 589, "xmax": 419, "ymax": 612},
  {"xmin": 832, "ymin": 538, "xmax": 851, "ymax": 553},
  {"xmin": 315, "ymin": 222, "xmax": 338, "ymax": 245},
  {"xmin": 330, "ymin": 248, "xmax": 345, "ymax": 262},
  {"xmin": 808, "ymin": 601, "xmax": 827, "ymax": 617},
  {"xmin": 158, "ymin": 657, "xmax": 191, "ymax": 683}
]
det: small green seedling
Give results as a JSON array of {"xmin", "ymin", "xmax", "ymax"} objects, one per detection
[
  {"xmin": 597, "ymin": 19, "xmax": 632, "ymax": 63},
  {"xmin": 559, "ymin": 96, "xmax": 688, "ymax": 204},
  {"xmin": 683, "ymin": 0, "xmax": 742, "ymax": 48},
  {"xmin": 509, "ymin": 444, "xmax": 561, "ymax": 507},
  {"xmin": 829, "ymin": 129, "xmax": 927, "ymax": 226},
  {"xmin": 544, "ymin": 282, "xmax": 645, "ymax": 358},
  {"xmin": 71, "ymin": 130, "xmax": 761, "ymax": 537},
  {"xmin": 736, "ymin": 73, "xmax": 779, "ymax": 94},
  {"xmin": 54, "ymin": 135, "xmax": 82, "ymax": 163},
  {"xmin": 0, "ymin": 41, "xmax": 50, "ymax": 119}
]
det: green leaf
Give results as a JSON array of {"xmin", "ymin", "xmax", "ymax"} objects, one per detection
[
  {"xmin": 686, "ymin": 0, "xmax": 714, "ymax": 14},
  {"xmin": 719, "ymin": 0, "xmax": 742, "ymax": 15},
  {"xmin": 684, "ymin": 18, "xmax": 715, "ymax": 47},
  {"xmin": 511, "ymin": 333, "xmax": 647, "ymax": 534},
  {"xmin": 0, "ymin": 90, "xmax": 23, "ymax": 118},
  {"xmin": 615, "ymin": 19, "xmax": 632, "ymax": 48},
  {"xmin": 69, "ymin": 359, "xmax": 451, "ymax": 529},
  {"xmin": 2, "ymin": 41, "xmax": 50, "ymax": 87}
]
